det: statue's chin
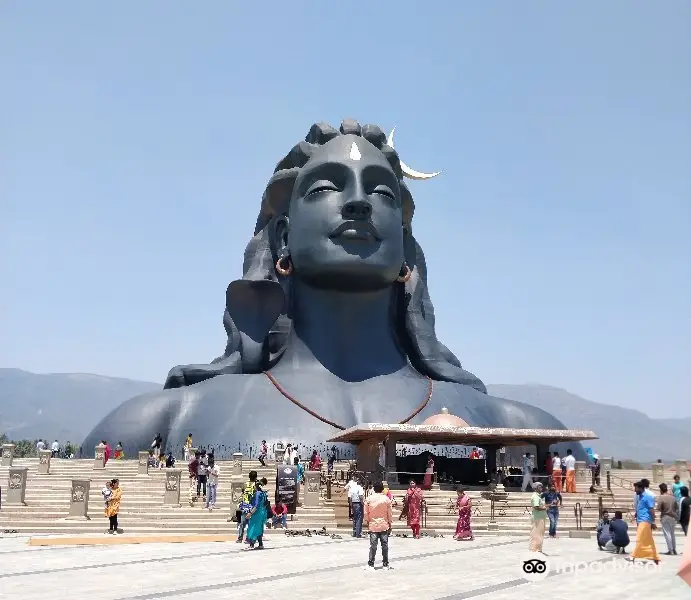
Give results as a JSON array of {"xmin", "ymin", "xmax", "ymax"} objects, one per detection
[{"xmin": 294, "ymin": 266, "xmax": 400, "ymax": 292}]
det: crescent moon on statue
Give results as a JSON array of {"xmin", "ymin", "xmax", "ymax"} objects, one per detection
[{"xmin": 386, "ymin": 127, "xmax": 440, "ymax": 181}]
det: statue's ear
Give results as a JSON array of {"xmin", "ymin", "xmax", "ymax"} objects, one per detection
[
  {"xmin": 225, "ymin": 280, "xmax": 285, "ymax": 372},
  {"xmin": 272, "ymin": 215, "xmax": 290, "ymax": 256}
]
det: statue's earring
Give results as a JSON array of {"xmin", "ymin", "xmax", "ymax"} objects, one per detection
[
  {"xmin": 397, "ymin": 263, "xmax": 412, "ymax": 283},
  {"xmin": 275, "ymin": 251, "xmax": 293, "ymax": 277}
]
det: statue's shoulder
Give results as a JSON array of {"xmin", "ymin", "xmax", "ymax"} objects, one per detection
[
  {"xmin": 83, "ymin": 387, "xmax": 185, "ymax": 451},
  {"xmin": 424, "ymin": 381, "xmax": 567, "ymax": 430}
]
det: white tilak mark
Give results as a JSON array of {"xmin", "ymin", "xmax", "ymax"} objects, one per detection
[{"xmin": 349, "ymin": 141, "xmax": 361, "ymax": 161}]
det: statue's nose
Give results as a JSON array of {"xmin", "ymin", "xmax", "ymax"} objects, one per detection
[{"xmin": 341, "ymin": 199, "xmax": 372, "ymax": 220}]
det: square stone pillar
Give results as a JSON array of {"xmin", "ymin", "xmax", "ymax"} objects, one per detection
[
  {"xmin": 1, "ymin": 443, "xmax": 15, "ymax": 467},
  {"xmin": 68, "ymin": 479, "xmax": 91, "ymax": 519},
  {"xmin": 163, "ymin": 469, "xmax": 182, "ymax": 506},
  {"xmin": 274, "ymin": 443, "xmax": 286, "ymax": 465},
  {"xmin": 232, "ymin": 452, "xmax": 243, "ymax": 477},
  {"xmin": 652, "ymin": 463, "xmax": 665, "ymax": 484},
  {"xmin": 575, "ymin": 460, "xmax": 588, "ymax": 487},
  {"xmin": 6, "ymin": 467, "xmax": 28, "ymax": 504},
  {"xmin": 303, "ymin": 471, "xmax": 321, "ymax": 508},
  {"xmin": 600, "ymin": 457, "xmax": 613, "ymax": 473},
  {"xmin": 138, "ymin": 451, "xmax": 150, "ymax": 475},
  {"xmin": 38, "ymin": 449, "xmax": 52, "ymax": 475},
  {"xmin": 94, "ymin": 444, "xmax": 106, "ymax": 469},
  {"xmin": 228, "ymin": 477, "xmax": 245, "ymax": 521},
  {"xmin": 675, "ymin": 459, "xmax": 689, "ymax": 481}
]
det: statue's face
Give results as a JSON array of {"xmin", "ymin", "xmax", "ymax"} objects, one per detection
[{"xmin": 287, "ymin": 135, "xmax": 405, "ymax": 290}]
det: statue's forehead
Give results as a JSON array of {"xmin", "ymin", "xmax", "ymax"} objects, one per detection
[{"xmin": 304, "ymin": 135, "xmax": 392, "ymax": 171}]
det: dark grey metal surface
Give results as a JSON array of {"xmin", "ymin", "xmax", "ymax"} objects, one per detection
[{"xmin": 83, "ymin": 120, "xmax": 586, "ymax": 461}]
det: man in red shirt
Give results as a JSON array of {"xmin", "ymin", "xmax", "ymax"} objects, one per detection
[{"xmin": 271, "ymin": 499, "xmax": 288, "ymax": 529}]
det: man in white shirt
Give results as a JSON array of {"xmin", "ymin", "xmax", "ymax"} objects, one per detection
[
  {"xmin": 552, "ymin": 452, "xmax": 562, "ymax": 492},
  {"xmin": 205, "ymin": 460, "xmax": 220, "ymax": 511},
  {"xmin": 284, "ymin": 444, "xmax": 296, "ymax": 466},
  {"xmin": 36, "ymin": 439, "xmax": 46, "ymax": 452},
  {"xmin": 563, "ymin": 449, "xmax": 577, "ymax": 493},
  {"xmin": 348, "ymin": 477, "xmax": 366, "ymax": 538},
  {"xmin": 51, "ymin": 440, "xmax": 60, "ymax": 458},
  {"xmin": 522, "ymin": 452, "xmax": 534, "ymax": 492}
]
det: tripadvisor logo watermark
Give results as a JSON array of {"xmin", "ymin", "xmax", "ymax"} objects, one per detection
[{"xmin": 519, "ymin": 553, "xmax": 662, "ymax": 581}]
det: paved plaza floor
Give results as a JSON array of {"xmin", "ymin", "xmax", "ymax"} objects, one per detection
[{"xmin": 0, "ymin": 531, "xmax": 688, "ymax": 600}]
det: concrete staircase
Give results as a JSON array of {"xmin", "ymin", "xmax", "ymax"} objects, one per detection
[
  {"xmin": 0, "ymin": 458, "xmax": 335, "ymax": 535},
  {"xmin": 0, "ymin": 460, "xmax": 678, "ymax": 537}
]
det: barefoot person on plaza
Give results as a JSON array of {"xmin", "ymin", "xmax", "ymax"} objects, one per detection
[
  {"xmin": 364, "ymin": 480, "xmax": 392, "ymax": 571},
  {"xmin": 245, "ymin": 477, "xmax": 269, "ymax": 550},
  {"xmin": 105, "ymin": 478, "xmax": 122, "ymax": 534},
  {"xmin": 630, "ymin": 480, "xmax": 660, "ymax": 564},
  {"xmin": 453, "ymin": 486, "xmax": 474, "ymax": 541},
  {"xmin": 528, "ymin": 482, "xmax": 547, "ymax": 552},
  {"xmin": 237, "ymin": 470, "xmax": 258, "ymax": 542},
  {"xmin": 403, "ymin": 479, "xmax": 424, "ymax": 539}
]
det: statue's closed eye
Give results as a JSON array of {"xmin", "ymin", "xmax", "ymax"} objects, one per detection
[
  {"xmin": 371, "ymin": 185, "xmax": 396, "ymax": 200},
  {"xmin": 306, "ymin": 180, "xmax": 339, "ymax": 197}
]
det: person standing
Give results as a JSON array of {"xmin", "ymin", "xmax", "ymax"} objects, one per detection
[
  {"xmin": 309, "ymin": 449, "xmax": 322, "ymax": 472},
  {"xmin": 521, "ymin": 452, "xmax": 534, "ymax": 492},
  {"xmin": 151, "ymin": 433, "xmax": 163, "ymax": 459},
  {"xmin": 591, "ymin": 454, "xmax": 601, "ymax": 488},
  {"xmin": 105, "ymin": 479, "xmax": 122, "ymax": 534},
  {"xmin": 563, "ymin": 449, "xmax": 576, "ymax": 493},
  {"xmin": 205, "ymin": 457, "xmax": 220, "ymax": 511},
  {"xmin": 542, "ymin": 482, "xmax": 562, "ymax": 538},
  {"xmin": 453, "ymin": 486, "xmax": 473, "ymax": 541},
  {"xmin": 528, "ymin": 482, "xmax": 547, "ymax": 552},
  {"xmin": 672, "ymin": 475, "xmax": 683, "ymax": 519},
  {"xmin": 196, "ymin": 450, "xmax": 208, "ymax": 500},
  {"xmin": 679, "ymin": 486, "xmax": 690, "ymax": 535},
  {"xmin": 258, "ymin": 440, "xmax": 268, "ymax": 467},
  {"xmin": 422, "ymin": 456, "xmax": 435, "ymax": 490},
  {"xmin": 551, "ymin": 452, "xmax": 562, "ymax": 492},
  {"xmin": 51, "ymin": 440, "xmax": 60, "ymax": 458},
  {"xmin": 284, "ymin": 443, "xmax": 295, "ymax": 466},
  {"xmin": 403, "ymin": 480, "xmax": 424, "ymax": 539},
  {"xmin": 364, "ymin": 480, "xmax": 392, "ymax": 570},
  {"xmin": 187, "ymin": 451, "xmax": 199, "ymax": 506},
  {"xmin": 236, "ymin": 470, "xmax": 258, "ymax": 543},
  {"xmin": 630, "ymin": 481, "xmax": 660, "ymax": 563},
  {"xmin": 245, "ymin": 478, "xmax": 269, "ymax": 550},
  {"xmin": 184, "ymin": 433, "xmax": 193, "ymax": 461},
  {"xmin": 658, "ymin": 483, "xmax": 678, "ymax": 555},
  {"xmin": 349, "ymin": 477, "xmax": 366, "ymax": 538}
]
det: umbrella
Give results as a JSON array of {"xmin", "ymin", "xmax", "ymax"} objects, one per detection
[{"xmin": 678, "ymin": 531, "xmax": 691, "ymax": 587}]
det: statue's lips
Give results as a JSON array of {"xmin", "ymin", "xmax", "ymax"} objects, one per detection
[{"xmin": 329, "ymin": 221, "xmax": 381, "ymax": 242}]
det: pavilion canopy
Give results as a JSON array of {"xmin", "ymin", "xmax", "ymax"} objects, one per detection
[{"xmin": 327, "ymin": 423, "xmax": 598, "ymax": 446}]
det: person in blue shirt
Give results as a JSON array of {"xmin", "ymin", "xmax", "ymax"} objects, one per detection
[
  {"xmin": 541, "ymin": 483, "xmax": 562, "ymax": 538},
  {"xmin": 630, "ymin": 481, "xmax": 660, "ymax": 563}
]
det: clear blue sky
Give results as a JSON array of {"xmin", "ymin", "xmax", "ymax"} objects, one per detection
[{"xmin": 2, "ymin": 2, "xmax": 689, "ymax": 418}]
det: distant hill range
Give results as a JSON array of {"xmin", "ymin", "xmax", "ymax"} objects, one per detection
[{"xmin": 0, "ymin": 369, "xmax": 687, "ymax": 462}]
